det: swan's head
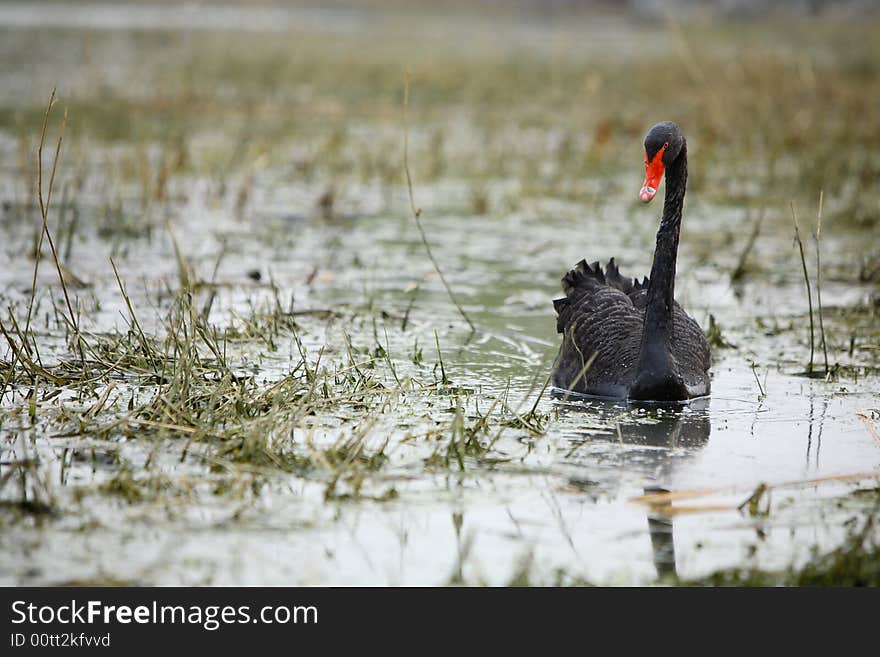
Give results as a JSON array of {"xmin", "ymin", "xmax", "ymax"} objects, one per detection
[{"xmin": 640, "ymin": 121, "xmax": 684, "ymax": 203}]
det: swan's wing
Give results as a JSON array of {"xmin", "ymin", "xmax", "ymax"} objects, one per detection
[
  {"xmin": 557, "ymin": 259, "xmax": 642, "ymax": 312},
  {"xmin": 605, "ymin": 258, "xmax": 651, "ymax": 309},
  {"xmin": 672, "ymin": 305, "xmax": 712, "ymax": 396},
  {"xmin": 632, "ymin": 271, "xmax": 711, "ymax": 388},
  {"xmin": 552, "ymin": 259, "xmax": 643, "ymax": 396}
]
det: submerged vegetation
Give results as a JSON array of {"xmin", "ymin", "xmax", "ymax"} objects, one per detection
[
  {"xmin": 0, "ymin": 3, "xmax": 879, "ymax": 585},
  {"xmin": 684, "ymin": 504, "xmax": 880, "ymax": 587}
]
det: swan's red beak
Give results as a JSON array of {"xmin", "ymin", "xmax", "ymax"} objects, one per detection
[{"xmin": 640, "ymin": 147, "xmax": 666, "ymax": 203}]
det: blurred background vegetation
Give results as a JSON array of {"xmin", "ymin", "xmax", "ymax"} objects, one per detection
[{"xmin": 2, "ymin": 0, "xmax": 878, "ymax": 239}]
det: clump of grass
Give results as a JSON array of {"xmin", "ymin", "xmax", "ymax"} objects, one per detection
[
  {"xmin": 0, "ymin": 453, "xmax": 56, "ymax": 517},
  {"xmin": 432, "ymin": 396, "xmax": 497, "ymax": 471},
  {"xmin": 7, "ymin": 217, "xmax": 533, "ymax": 510},
  {"xmin": 97, "ymin": 465, "xmax": 175, "ymax": 505},
  {"xmin": 30, "ymin": 90, "xmax": 84, "ymax": 364}
]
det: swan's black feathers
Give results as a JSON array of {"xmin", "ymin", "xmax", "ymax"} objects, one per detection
[
  {"xmin": 552, "ymin": 121, "xmax": 709, "ymax": 401},
  {"xmin": 552, "ymin": 257, "xmax": 710, "ymax": 399},
  {"xmin": 604, "ymin": 258, "xmax": 638, "ymax": 296},
  {"xmin": 561, "ymin": 259, "xmax": 605, "ymax": 296}
]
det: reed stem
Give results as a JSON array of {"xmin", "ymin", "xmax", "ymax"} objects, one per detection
[
  {"xmin": 791, "ymin": 201, "xmax": 814, "ymax": 375},
  {"xmin": 403, "ymin": 72, "xmax": 475, "ymax": 332},
  {"xmin": 814, "ymin": 191, "xmax": 829, "ymax": 374}
]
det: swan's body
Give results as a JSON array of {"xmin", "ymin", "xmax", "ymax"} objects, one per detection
[{"xmin": 551, "ymin": 122, "xmax": 710, "ymax": 401}]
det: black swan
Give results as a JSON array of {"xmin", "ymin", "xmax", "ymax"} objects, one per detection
[{"xmin": 551, "ymin": 121, "xmax": 710, "ymax": 401}]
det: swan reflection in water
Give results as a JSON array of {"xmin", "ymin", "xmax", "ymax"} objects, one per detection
[{"xmin": 554, "ymin": 393, "xmax": 712, "ymax": 580}]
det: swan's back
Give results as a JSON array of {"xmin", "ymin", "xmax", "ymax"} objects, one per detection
[{"xmin": 552, "ymin": 258, "xmax": 710, "ymax": 399}]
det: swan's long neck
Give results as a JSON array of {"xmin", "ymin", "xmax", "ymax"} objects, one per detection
[{"xmin": 637, "ymin": 142, "xmax": 687, "ymax": 373}]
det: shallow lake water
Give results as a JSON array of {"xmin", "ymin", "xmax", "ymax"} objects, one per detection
[{"xmin": 0, "ymin": 3, "xmax": 878, "ymax": 586}]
